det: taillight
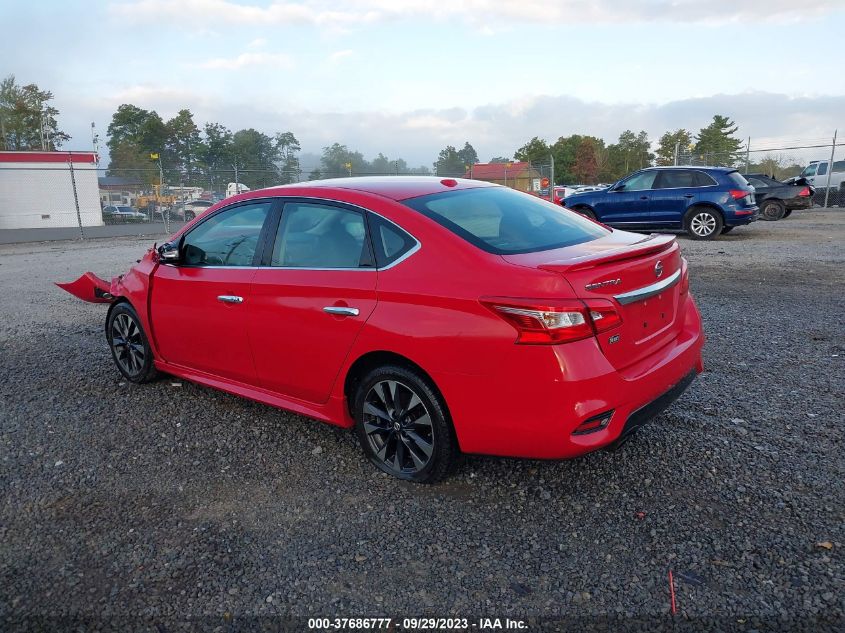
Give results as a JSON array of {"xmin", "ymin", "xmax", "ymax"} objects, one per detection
[
  {"xmin": 482, "ymin": 298, "xmax": 621, "ymax": 344},
  {"xmin": 798, "ymin": 187, "xmax": 811, "ymax": 197},
  {"xmin": 729, "ymin": 189, "xmax": 749, "ymax": 200}
]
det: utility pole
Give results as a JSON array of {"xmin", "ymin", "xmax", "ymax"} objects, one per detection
[
  {"xmin": 745, "ymin": 137, "xmax": 751, "ymax": 173},
  {"xmin": 823, "ymin": 129, "xmax": 837, "ymax": 208},
  {"xmin": 233, "ymin": 159, "xmax": 239, "ymax": 192},
  {"xmin": 549, "ymin": 153, "xmax": 555, "ymax": 202},
  {"xmin": 673, "ymin": 141, "xmax": 680, "ymax": 166}
]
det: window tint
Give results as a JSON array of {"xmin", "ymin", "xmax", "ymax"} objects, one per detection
[
  {"xmin": 403, "ymin": 187, "xmax": 606, "ymax": 255},
  {"xmin": 621, "ymin": 171, "xmax": 658, "ymax": 191},
  {"xmin": 182, "ymin": 202, "xmax": 270, "ymax": 266},
  {"xmin": 816, "ymin": 162, "xmax": 828, "ymax": 176},
  {"xmin": 747, "ymin": 177, "xmax": 768, "ymax": 188},
  {"xmin": 272, "ymin": 203, "xmax": 366, "ymax": 268},
  {"xmin": 655, "ymin": 170, "xmax": 695, "ymax": 189},
  {"xmin": 802, "ymin": 164, "xmax": 817, "ymax": 177},
  {"xmin": 726, "ymin": 171, "xmax": 750, "ymax": 188},
  {"xmin": 833, "ymin": 161, "xmax": 845, "ymax": 172},
  {"xmin": 693, "ymin": 171, "xmax": 717, "ymax": 186},
  {"xmin": 369, "ymin": 215, "xmax": 416, "ymax": 267}
]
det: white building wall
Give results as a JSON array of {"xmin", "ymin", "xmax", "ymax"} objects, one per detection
[{"xmin": 0, "ymin": 161, "xmax": 103, "ymax": 229}]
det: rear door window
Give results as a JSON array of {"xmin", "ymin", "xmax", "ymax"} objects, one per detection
[
  {"xmin": 403, "ymin": 187, "xmax": 606, "ymax": 255},
  {"xmin": 368, "ymin": 215, "xmax": 417, "ymax": 268},
  {"xmin": 726, "ymin": 171, "xmax": 751, "ymax": 188},
  {"xmin": 654, "ymin": 170, "xmax": 695, "ymax": 189},
  {"xmin": 271, "ymin": 202, "xmax": 369, "ymax": 268},
  {"xmin": 833, "ymin": 161, "xmax": 845, "ymax": 172},
  {"xmin": 816, "ymin": 162, "xmax": 828, "ymax": 176}
]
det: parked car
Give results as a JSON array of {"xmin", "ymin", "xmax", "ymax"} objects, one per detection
[
  {"xmin": 173, "ymin": 199, "xmax": 215, "ymax": 221},
  {"xmin": 102, "ymin": 205, "xmax": 146, "ymax": 224},
  {"xmin": 797, "ymin": 159, "xmax": 845, "ymax": 190},
  {"xmin": 562, "ymin": 166, "xmax": 758, "ymax": 240},
  {"xmin": 743, "ymin": 173, "xmax": 813, "ymax": 220},
  {"xmin": 58, "ymin": 177, "xmax": 704, "ymax": 483}
]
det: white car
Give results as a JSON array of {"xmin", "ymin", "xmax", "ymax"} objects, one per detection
[{"xmin": 798, "ymin": 159, "xmax": 845, "ymax": 190}]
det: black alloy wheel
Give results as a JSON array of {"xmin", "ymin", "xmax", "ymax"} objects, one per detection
[
  {"xmin": 106, "ymin": 303, "xmax": 158, "ymax": 383},
  {"xmin": 354, "ymin": 365, "xmax": 458, "ymax": 483}
]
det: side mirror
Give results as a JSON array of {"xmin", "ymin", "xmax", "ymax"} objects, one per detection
[
  {"xmin": 611, "ymin": 183, "xmax": 626, "ymax": 192},
  {"xmin": 158, "ymin": 241, "xmax": 180, "ymax": 263}
]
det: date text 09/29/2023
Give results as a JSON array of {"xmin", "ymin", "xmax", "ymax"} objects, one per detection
[{"xmin": 307, "ymin": 617, "xmax": 527, "ymax": 630}]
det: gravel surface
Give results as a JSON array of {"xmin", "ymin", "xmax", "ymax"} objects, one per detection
[{"xmin": 1, "ymin": 211, "xmax": 843, "ymax": 631}]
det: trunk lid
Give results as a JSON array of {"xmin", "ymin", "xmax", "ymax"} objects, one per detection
[{"xmin": 503, "ymin": 232, "xmax": 686, "ymax": 370}]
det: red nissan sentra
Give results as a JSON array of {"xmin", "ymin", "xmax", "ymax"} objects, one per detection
[{"xmin": 60, "ymin": 177, "xmax": 704, "ymax": 483}]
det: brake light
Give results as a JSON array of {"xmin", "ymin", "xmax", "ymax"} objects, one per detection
[
  {"xmin": 798, "ymin": 187, "xmax": 811, "ymax": 197},
  {"xmin": 482, "ymin": 298, "xmax": 622, "ymax": 344},
  {"xmin": 729, "ymin": 189, "xmax": 749, "ymax": 200},
  {"xmin": 679, "ymin": 258, "xmax": 690, "ymax": 295}
]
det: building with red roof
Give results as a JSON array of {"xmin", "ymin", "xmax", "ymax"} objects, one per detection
[{"xmin": 465, "ymin": 161, "xmax": 542, "ymax": 192}]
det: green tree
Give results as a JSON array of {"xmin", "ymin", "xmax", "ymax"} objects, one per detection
[
  {"xmin": 549, "ymin": 135, "xmax": 605, "ymax": 184},
  {"xmin": 0, "ymin": 74, "xmax": 69, "ymax": 150},
  {"xmin": 572, "ymin": 138, "xmax": 599, "ymax": 184},
  {"xmin": 106, "ymin": 104, "xmax": 167, "ymax": 180},
  {"xmin": 274, "ymin": 131, "xmax": 301, "ymax": 183},
  {"xmin": 605, "ymin": 130, "xmax": 653, "ymax": 178},
  {"xmin": 514, "ymin": 136, "xmax": 550, "ymax": 164},
  {"xmin": 457, "ymin": 142, "xmax": 478, "ymax": 167},
  {"xmin": 231, "ymin": 128, "xmax": 279, "ymax": 188},
  {"xmin": 489, "ymin": 156, "xmax": 511, "ymax": 163},
  {"xmin": 655, "ymin": 129, "xmax": 692, "ymax": 166},
  {"xmin": 693, "ymin": 115, "xmax": 744, "ymax": 166},
  {"xmin": 321, "ymin": 143, "xmax": 368, "ymax": 176},
  {"xmin": 433, "ymin": 145, "xmax": 465, "ymax": 176},
  {"xmin": 165, "ymin": 109, "xmax": 201, "ymax": 180}
]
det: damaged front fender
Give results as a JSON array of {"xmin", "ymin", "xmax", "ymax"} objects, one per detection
[{"xmin": 55, "ymin": 272, "xmax": 118, "ymax": 303}]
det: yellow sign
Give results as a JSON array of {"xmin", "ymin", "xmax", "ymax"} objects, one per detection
[
  {"xmin": 150, "ymin": 153, "xmax": 159, "ymax": 160},
  {"xmin": 344, "ymin": 162, "xmax": 352, "ymax": 169}
]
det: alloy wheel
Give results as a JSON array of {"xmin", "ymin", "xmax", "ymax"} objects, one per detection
[
  {"xmin": 110, "ymin": 313, "xmax": 146, "ymax": 377},
  {"xmin": 690, "ymin": 212, "xmax": 716, "ymax": 237},
  {"xmin": 362, "ymin": 380, "xmax": 434, "ymax": 476}
]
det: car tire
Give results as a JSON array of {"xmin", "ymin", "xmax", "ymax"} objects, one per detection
[
  {"xmin": 353, "ymin": 364, "xmax": 459, "ymax": 483},
  {"xmin": 573, "ymin": 206, "xmax": 597, "ymax": 221},
  {"xmin": 783, "ymin": 209, "xmax": 793, "ymax": 218},
  {"xmin": 760, "ymin": 199, "xmax": 786, "ymax": 221},
  {"xmin": 106, "ymin": 302, "xmax": 158, "ymax": 384},
  {"xmin": 721, "ymin": 226, "xmax": 734, "ymax": 234},
  {"xmin": 684, "ymin": 207, "xmax": 723, "ymax": 240}
]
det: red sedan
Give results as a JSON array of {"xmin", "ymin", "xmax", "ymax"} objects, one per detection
[{"xmin": 59, "ymin": 177, "xmax": 704, "ymax": 483}]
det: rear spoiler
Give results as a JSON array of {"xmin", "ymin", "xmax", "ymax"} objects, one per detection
[
  {"xmin": 538, "ymin": 234, "xmax": 677, "ymax": 273},
  {"xmin": 55, "ymin": 272, "xmax": 115, "ymax": 303}
]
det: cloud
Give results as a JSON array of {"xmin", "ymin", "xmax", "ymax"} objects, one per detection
[
  {"xmin": 328, "ymin": 49, "xmax": 353, "ymax": 64},
  {"xmin": 191, "ymin": 52, "xmax": 295, "ymax": 70},
  {"xmin": 247, "ymin": 37, "xmax": 267, "ymax": 49},
  {"xmin": 109, "ymin": 0, "xmax": 842, "ymax": 28}
]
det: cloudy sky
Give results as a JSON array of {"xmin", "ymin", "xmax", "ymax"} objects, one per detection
[{"xmin": 4, "ymin": 0, "xmax": 845, "ymax": 166}]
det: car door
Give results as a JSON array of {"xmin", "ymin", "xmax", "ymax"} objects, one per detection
[
  {"xmin": 650, "ymin": 169, "xmax": 702, "ymax": 225},
  {"xmin": 151, "ymin": 199, "xmax": 276, "ymax": 385},
  {"xmin": 595, "ymin": 170, "xmax": 657, "ymax": 224},
  {"xmin": 248, "ymin": 199, "xmax": 378, "ymax": 404}
]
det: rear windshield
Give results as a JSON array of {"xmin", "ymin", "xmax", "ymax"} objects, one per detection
[
  {"xmin": 403, "ymin": 187, "xmax": 607, "ymax": 254},
  {"xmin": 726, "ymin": 171, "xmax": 750, "ymax": 188}
]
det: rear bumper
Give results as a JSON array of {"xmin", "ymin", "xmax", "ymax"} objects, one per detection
[
  {"xmin": 785, "ymin": 197, "xmax": 812, "ymax": 210},
  {"xmin": 434, "ymin": 295, "xmax": 705, "ymax": 459},
  {"xmin": 725, "ymin": 206, "xmax": 759, "ymax": 226}
]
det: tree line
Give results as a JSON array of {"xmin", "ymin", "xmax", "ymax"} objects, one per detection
[{"xmin": 2, "ymin": 75, "xmax": 805, "ymax": 190}]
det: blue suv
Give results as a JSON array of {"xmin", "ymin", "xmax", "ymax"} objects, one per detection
[{"xmin": 561, "ymin": 166, "xmax": 758, "ymax": 240}]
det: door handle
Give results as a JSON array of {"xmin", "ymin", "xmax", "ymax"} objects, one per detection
[
  {"xmin": 323, "ymin": 306, "xmax": 359, "ymax": 317},
  {"xmin": 217, "ymin": 295, "xmax": 244, "ymax": 304},
  {"xmin": 683, "ymin": 194, "xmax": 695, "ymax": 198},
  {"xmin": 639, "ymin": 195, "xmax": 648, "ymax": 200}
]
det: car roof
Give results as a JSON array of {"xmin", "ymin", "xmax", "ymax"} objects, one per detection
[
  {"xmin": 642, "ymin": 166, "xmax": 736, "ymax": 172},
  {"xmin": 245, "ymin": 176, "xmax": 496, "ymax": 202}
]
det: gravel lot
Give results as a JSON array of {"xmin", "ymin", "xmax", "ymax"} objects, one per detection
[{"xmin": 1, "ymin": 211, "xmax": 843, "ymax": 631}]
